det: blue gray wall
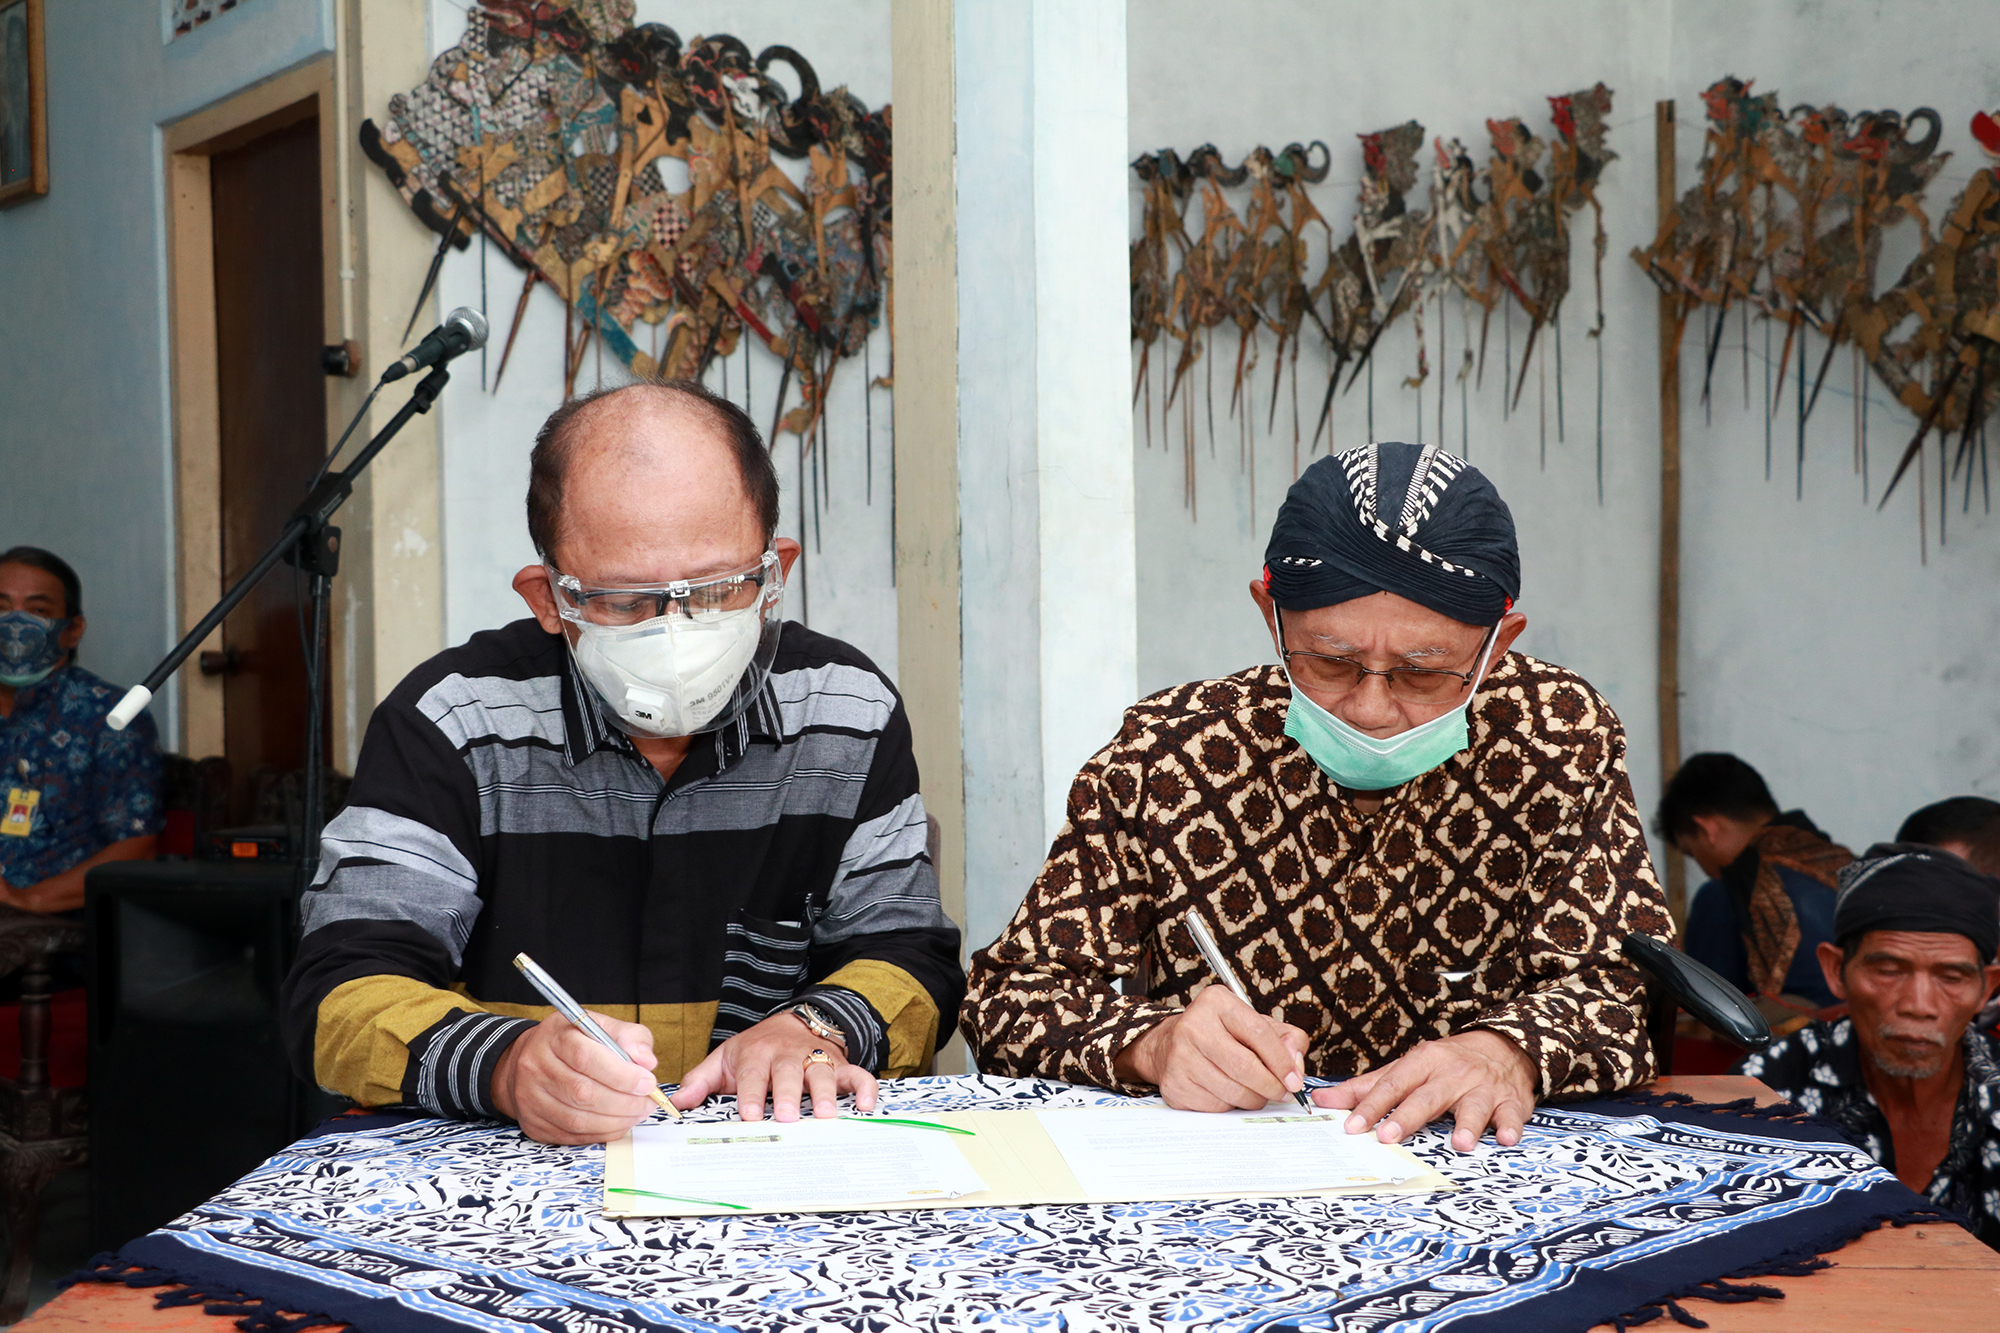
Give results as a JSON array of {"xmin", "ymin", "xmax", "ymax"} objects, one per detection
[{"xmin": 0, "ymin": 0, "xmax": 332, "ymax": 744}]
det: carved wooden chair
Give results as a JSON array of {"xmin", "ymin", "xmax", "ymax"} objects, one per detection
[{"xmin": 0, "ymin": 905, "xmax": 88, "ymax": 1324}]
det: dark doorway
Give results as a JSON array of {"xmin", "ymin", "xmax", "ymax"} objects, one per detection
[{"xmin": 209, "ymin": 113, "xmax": 328, "ymax": 824}]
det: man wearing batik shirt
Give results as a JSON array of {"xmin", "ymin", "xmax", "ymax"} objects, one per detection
[
  {"xmin": 1739, "ymin": 845, "xmax": 2000, "ymax": 1249},
  {"xmin": 963, "ymin": 442, "xmax": 1672, "ymax": 1152},
  {"xmin": 0, "ymin": 546, "xmax": 161, "ymax": 916},
  {"xmin": 1656, "ymin": 753, "xmax": 1850, "ymax": 1010}
]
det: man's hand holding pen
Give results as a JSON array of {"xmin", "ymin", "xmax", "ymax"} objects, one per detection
[
  {"xmin": 492, "ymin": 1009, "xmax": 662, "ymax": 1145},
  {"xmin": 1115, "ymin": 910, "xmax": 1313, "ymax": 1113},
  {"xmin": 1113, "ymin": 986, "xmax": 1311, "ymax": 1111}
]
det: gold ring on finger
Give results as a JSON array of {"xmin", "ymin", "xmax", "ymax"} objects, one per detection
[{"xmin": 805, "ymin": 1048, "xmax": 834, "ymax": 1068}]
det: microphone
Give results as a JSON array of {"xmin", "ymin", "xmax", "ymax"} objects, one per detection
[{"xmin": 381, "ymin": 307, "xmax": 489, "ymax": 382}]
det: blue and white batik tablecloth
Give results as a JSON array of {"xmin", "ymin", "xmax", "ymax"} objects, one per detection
[{"xmin": 81, "ymin": 1075, "xmax": 1957, "ymax": 1333}]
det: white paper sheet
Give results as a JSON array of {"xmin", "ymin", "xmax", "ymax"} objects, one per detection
[
  {"xmin": 1033, "ymin": 1104, "xmax": 1425, "ymax": 1198},
  {"xmin": 626, "ymin": 1118, "xmax": 991, "ymax": 1212}
]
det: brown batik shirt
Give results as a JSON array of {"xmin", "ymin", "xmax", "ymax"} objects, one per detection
[{"xmin": 961, "ymin": 652, "xmax": 1672, "ymax": 1099}]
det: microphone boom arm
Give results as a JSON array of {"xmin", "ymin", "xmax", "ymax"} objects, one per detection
[{"xmin": 107, "ymin": 362, "xmax": 453, "ymax": 884}]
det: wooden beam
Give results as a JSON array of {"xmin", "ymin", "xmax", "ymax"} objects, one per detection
[
  {"xmin": 890, "ymin": 0, "xmax": 967, "ymax": 1069},
  {"xmin": 1655, "ymin": 100, "xmax": 1686, "ymax": 926}
]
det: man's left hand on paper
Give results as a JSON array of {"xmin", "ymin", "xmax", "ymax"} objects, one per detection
[
  {"xmin": 671, "ymin": 1010, "xmax": 879, "ymax": 1122},
  {"xmin": 1312, "ymin": 1028, "xmax": 1537, "ymax": 1152}
]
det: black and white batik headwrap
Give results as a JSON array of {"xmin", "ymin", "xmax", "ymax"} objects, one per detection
[{"xmin": 1264, "ymin": 441, "xmax": 1522, "ymax": 626}]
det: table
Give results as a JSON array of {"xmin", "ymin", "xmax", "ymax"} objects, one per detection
[{"xmin": 18, "ymin": 1077, "xmax": 2000, "ymax": 1333}]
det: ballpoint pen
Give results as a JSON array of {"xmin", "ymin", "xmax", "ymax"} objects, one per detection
[
  {"xmin": 513, "ymin": 952, "xmax": 681, "ymax": 1119},
  {"xmin": 1181, "ymin": 911, "xmax": 1315, "ymax": 1111}
]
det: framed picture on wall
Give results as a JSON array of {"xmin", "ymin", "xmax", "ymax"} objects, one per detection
[{"xmin": 0, "ymin": 0, "xmax": 47, "ymax": 208}]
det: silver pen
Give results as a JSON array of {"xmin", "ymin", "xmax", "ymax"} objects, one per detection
[
  {"xmin": 513, "ymin": 951, "xmax": 679, "ymax": 1119},
  {"xmin": 1181, "ymin": 912, "xmax": 1314, "ymax": 1111}
]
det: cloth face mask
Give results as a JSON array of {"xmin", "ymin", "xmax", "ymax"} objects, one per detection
[
  {"xmin": 1282, "ymin": 629, "xmax": 1499, "ymax": 792},
  {"xmin": 570, "ymin": 605, "xmax": 764, "ymax": 738},
  {"xmin": 0, "ymin": 611, "xmax": 69, "ymax": 687}
]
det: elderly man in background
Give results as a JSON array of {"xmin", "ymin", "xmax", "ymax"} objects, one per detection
[
  {"xmin": 1656, "ymin": 753, "xmax": 1850, "ymax": 1011},
  {"xmin": 281, "ymin": 381, "xmax": 962, "ymax": 1144},
  {"xmin": 963, "ymin": 442, "xmax": 1672, "ymax": 1152},
  {"xmin": 1740, "ymin": 845, "xmax": 2000, "ymax": 1249},
  {"xmin": 0, "ymin": 546, "xmax": 161, "ymax": 915}
]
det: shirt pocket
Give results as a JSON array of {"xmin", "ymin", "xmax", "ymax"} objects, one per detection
[
  {"xmin": 1398, "ymin": 956, "xmax": 1523, "ymax": 1036},
  {"xmin": 716, "ymin": 911, "xmax": 812, "ymax": 1034}
]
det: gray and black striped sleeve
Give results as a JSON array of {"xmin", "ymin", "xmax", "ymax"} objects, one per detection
[{"xmin": 404, "ymin": 1010, "xmax": 538, "ymax": 1119}]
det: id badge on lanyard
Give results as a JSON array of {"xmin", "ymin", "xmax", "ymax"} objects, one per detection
[{"xmin": 1, "ymin": 788, "xmax": 38, "ymax": 837}]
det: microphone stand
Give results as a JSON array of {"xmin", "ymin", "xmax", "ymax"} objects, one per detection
[{"xmin": 110, "ymin": 363, "xmax": 453, "ymax": 893}]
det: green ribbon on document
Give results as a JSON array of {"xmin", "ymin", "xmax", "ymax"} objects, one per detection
[
  {"xmin": 606, "ymin": 1187, "xmax": 749, "ymax": 1210},
  {"xmin": 851, "ymin": 1116, "xmax": 975, "ymax": 1137}
]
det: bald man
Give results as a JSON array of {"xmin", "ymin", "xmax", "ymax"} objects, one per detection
[{"xmin": 281, "ymin": 381, "xmax": 962, "ymax": 1144}]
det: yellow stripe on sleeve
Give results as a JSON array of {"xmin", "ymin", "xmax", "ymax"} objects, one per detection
[{"xmin": 818, "ymin": 959, "xmax": 940, "ymax": 1077}]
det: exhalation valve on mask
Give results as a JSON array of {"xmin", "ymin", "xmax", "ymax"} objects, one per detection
[{"xmin": 622, "ymin": 682, "xmax": 674, "ymax": 731}]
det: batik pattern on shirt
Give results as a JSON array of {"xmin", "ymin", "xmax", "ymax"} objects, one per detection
[
  {"xmin": 1739, "ymin": 1016, "xmax": 2000, "ymax": 1248},
  {"xmin": 0, "ymin": 664, "xmax": 161, "ymax": 886},
  {"xmin": 962, "ymin": 652, "xmax": 1671, "ymax": 1099},
  {"xmin": 1722, "ymin": 812, "xmax": 1851, "ymax": 999}
]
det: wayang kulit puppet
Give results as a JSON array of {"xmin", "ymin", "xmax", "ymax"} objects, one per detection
[
  {"xmin": 1132, "ymin": 85, "xmax": 1618, "ymax": 516},
  {"xmin": 361, "ymin": 0, "xmax": 890, "ymax": 463},
  {"xmin": 1633, "ymin": 77, "xmax": 2000, "ymax": 553}
]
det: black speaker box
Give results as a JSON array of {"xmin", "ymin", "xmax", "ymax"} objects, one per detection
[{"xmin": 85, "ymin": 860, "xmax": 344, "ymax": 1252}]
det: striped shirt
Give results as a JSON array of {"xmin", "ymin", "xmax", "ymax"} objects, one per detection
[{"xmin": 280, "ymin": 618, "xmax": 963, "ymax": 1120}]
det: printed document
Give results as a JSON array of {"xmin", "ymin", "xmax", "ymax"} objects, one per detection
[
  {"xmin": 628, "ymin": 1118, "xmax": 990, "ymax": 1213},
  {"xmin": 1033, "ymin": 1105, "xmax": 1425, "ymax": 1197}
]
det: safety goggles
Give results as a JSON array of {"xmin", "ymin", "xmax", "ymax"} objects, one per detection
[
  {"xmin": 548, "ymin": 550, "xmax": 780, "ymax": 627},
  {"xmin": 1278, "ymin": 612, "xmax": 1500, "ymax": 705}
]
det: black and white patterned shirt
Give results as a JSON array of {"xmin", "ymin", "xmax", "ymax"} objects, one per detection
[
  {"xmin": 280, "ymin": 618, "xmax": 962, "ymax": 1120},
  {"xmin": 1740, "ymin": 1017, "xmax": 2000, "ymax": 1248}
]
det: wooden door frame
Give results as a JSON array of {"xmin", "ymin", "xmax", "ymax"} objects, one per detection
[{"xmin": 163, "ymin": 56, "xmax": 350, "ymax": 764}]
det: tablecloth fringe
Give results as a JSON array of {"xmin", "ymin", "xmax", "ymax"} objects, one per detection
[
  {"xmin": 59, "ymin": 1253, "xmax": 341, "ymax": 1333},
  {"xmin": 1603, "ymin": 1204, "xmax": 1963, "ymax": 1331}
]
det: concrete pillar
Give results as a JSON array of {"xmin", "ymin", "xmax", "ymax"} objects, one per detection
[
  {"xmin": 891, "ymin": 0, "xmax": 968, "ymax": 957},
  {"xmin": 892, "ymin": 1, "xmax": 1134, "ymax": 1068},
  {"xmin": 1028, "ymin": 1, "xmax": 1136, "ymax": 848},
  {"xmin": 950, "ymin": 0, "xmax": 1137, "ymax": 955}
]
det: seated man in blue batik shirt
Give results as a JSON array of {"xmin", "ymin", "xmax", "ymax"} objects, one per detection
[
  {"xmin": 1656, "ymin": 753, "xmax": 1848, "ymax": 1010},
  {"xmin": 1740, "ymin": 846, "xmax": 2000, "ymax": 1250},
  {"xmin": 0, "ymin": 547, "xmax": 162, "ymax": 915}
]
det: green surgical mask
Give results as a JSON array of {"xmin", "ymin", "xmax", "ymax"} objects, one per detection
[{"xmin": 1280, "ymin": 628, "xmax": 1499, "ymax": 792}]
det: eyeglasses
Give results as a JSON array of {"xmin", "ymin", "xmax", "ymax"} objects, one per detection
[
  {"xmin": 549, "ymin": 551, "xmax": 778, "ymax": 626},
  {"xmin": 1281, "ymin": 623, "xmax": 1499, "ymax": 704}
]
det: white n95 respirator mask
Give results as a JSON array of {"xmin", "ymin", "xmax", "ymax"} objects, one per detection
[{"xmin": 549, "ymin": 552, "xmax": 783, "ymax": 739}]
